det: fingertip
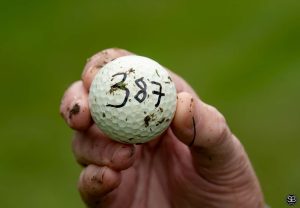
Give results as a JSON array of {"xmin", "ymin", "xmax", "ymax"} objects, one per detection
[
  {"xmin": 171, "ymin": 92, "xmax": 230, "ymax": 149},
  {"xmin": 60, "ymin": 81, "xmax": 92, "ymax": 131},
  {"xmin": 81, "ymin": 48, "xmax": 133, "ymax": 90},
  {"xmin": 78, "ymin": 165, "xmax": 121, "ymax": 206},
  {"xmin": 67, "ymin": 98, "xmax": 91, "ymax": 131},
  {"xmin": 171, "ymin": 92, "xmax": 196, "ymax": 146}
]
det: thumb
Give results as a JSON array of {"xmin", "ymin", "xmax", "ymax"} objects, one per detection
[
  {"xmin": 171, "ymin": 92, "xmax": 262, "ymax": 186},
  {"xmin": 171, "ymin": 92, "xmax": 265, "ymax": 206}
]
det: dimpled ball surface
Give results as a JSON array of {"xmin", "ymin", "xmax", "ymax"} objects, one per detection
[{"xmin": 89, "ymin": 55, "xmax": 177, "ymax": 144}]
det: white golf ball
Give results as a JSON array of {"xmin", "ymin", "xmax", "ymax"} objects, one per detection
[{"xmin": 89, "ymin": 55, "xmax": 177, "ymax": 144}]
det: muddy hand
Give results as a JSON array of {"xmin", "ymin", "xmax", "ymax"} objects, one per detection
[{"xmin": 60, "ymin": 48, "xmax": 264, "ymax": 208}]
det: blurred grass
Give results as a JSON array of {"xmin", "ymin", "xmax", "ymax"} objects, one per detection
[{"xmin": 0, "ymin": 0, "xmax": 299, "ymax": 207}]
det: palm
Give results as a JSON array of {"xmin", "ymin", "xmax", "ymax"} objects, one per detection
[{"xmin": 106, "ymin": 129, "xmax": 217, "ymax": 208}]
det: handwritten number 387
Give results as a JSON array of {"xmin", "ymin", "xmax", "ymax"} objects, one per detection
[{"xmin": 106, "ymin": 72, "xmax": 165, "ymax": 108}]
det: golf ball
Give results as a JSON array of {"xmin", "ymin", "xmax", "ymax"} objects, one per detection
[{"xmin": 89, "ymin": 55, "xmax": 177, "ymax": 144}]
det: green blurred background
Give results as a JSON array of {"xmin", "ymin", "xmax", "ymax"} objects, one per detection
[{"xmin": 0, "ymin": 0, "xmax": 299, "ymax": 207}]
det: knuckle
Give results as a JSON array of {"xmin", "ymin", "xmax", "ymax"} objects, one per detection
[{"xmin": 72, "ymin": 133, "xmax": 91, "ymax": 166}]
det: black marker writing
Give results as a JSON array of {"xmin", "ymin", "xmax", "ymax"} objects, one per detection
[
  {"xmin": 134, "ymin": 77, "xmax": 147, "ymax": 103},
  {"xmin": 107, "ymin": 74, "xmax": 165, "ymax": 108},
  {"xmin": 106, "ymin": 72, "xmax": 129, "ymax": 108},
  {"xmin": 151, "ymin": 81, "xmax": 165, "ymax": 107}
]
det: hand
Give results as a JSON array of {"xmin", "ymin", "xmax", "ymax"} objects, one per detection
[{"xmin": 60, "ymin": 48, "xmax": 265, "ymax": 208}]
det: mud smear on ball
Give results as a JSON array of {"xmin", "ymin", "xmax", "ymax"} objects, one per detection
[
  {"xmin": 144, "ymin": 113, "xmax": 156, "ymax": 127},
  {"xmin": 127, "ymin": 68, "xmax": 135, "ymax": 74},
  {"xmin": 155, "ymin": 117, "xmax": 166, "ymax": 126},
  {"xmin": 144, "ymin": 115, "xmax": 151, "ymax": 127},
  {"xmin": 109, "ymin": 81, "xmax": 127, "ymax": 94}
]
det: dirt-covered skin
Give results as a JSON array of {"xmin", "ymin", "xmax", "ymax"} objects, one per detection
[
  {"xmin": 81, "ymin": 48, "xmax": 132, "ymax": 90},
  {"xmin": 60, "ymin": 48, "xmax": 265, "ymax": 208}
]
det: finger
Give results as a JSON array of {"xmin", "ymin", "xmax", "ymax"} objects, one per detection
[
  {"xmin": 78, "ymin": 164, "xmax": 121, "ymax": 207},
  {"xmin": 171, "ymin": 92, "xmax": 245, "ymax": 171},
  {"xmin": 72, "ymin": 124, "xmax": 136, "ymax": 171},
  {"xmin": 81, "ymin": 48, "xmax": 133, "ymax": 90},
  {"xmin": 60, "ymin": 81, "xmax": 92, "ymax": 131}
]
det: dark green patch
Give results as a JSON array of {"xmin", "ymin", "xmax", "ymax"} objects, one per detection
[
  {"xmin": 159, "ymin": 107, "xmax": 163, "ymax": 112},
  {"xmin": 168, "ymin": 76, "xmax": 172, "ymax": 82},
  {"xmin": 102, "ymin": 113, "xmax": 106, "ymax": 117}
]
